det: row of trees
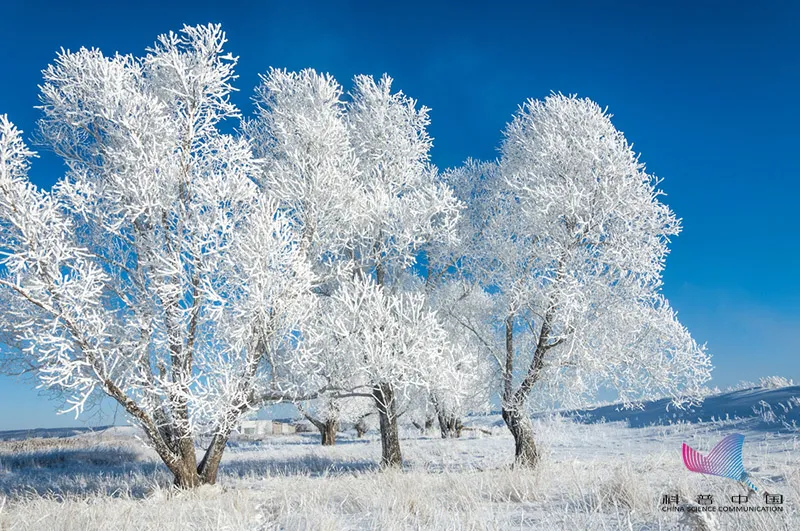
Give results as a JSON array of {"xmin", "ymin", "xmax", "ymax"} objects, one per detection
[{"xmin": 0, "ymin": 24, "xmax": 711, "ymax": 488}]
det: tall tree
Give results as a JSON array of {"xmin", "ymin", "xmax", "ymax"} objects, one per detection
[
  {"xmin": 247, "ymin": 70, "xmax": 462, "ymax": 466},
  {"xmin": 0, "ymin": 25, "xmax": 314, "ymax": 487},
  {"xmin": 426, "ymin": 282, "xmax": 495, "ymax": 438},
  {"xmin": 343, "ymin": 74, "xmax": 461, "ymax": 465},
  {"xmin": 245, "ymin": 68, "xmax": 361, "ymax": 258},
  {"xmin": 245, "ymin": 68, "xmax": 364, "ymax": 444},
  {"xmin": 459, "ymin": 94, "xmax": 712, "ymax": 468}
]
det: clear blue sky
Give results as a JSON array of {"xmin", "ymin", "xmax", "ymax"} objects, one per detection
[{"xmin": 0, "ymin": 0, "xmax": 797, "ymax": 430}]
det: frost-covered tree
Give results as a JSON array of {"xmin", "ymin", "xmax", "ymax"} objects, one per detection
[
  {"xmin": 244, "ymin": 68, "xmax": 364, "ymax": 445},
  {"xmin": 244, "ymin": 68, "xmax": 361, "ymax": 257},
  {"xmin": 296, "ymin": 397, "xmax": 340, "ymax": 446},
  {"xmin": 353, "ymin": 410, "xmax": 376, "ymax": 438},
  {"xmin": 416, "ymin": 161, "xmax": 498, "ymax": 439},
  {"xmin": 342, "ymin": 74, "xmax": 462, "ymax": 464},
  {"xmin": 307, "ymin": 276, "xmax": 459, "ymax": 465},
  {"xmin": 426, "ymin": 284, "xmax": 494, "ymax": 438},
  {"xmin": 251, "ymin": 73, "xmax": 461, "ymax": 465},
  {"xmin": 460, "ymin": 94, "xmax": 712, "ymax": 468},
  {"xmin": 0, "ymin": 25, "xmax": 314, "ymax": 487},
  {"xmin": 297, "ymin": 394, "xmax": 373, "ymax": 445},
  {"xmin": 430, "ymin": 324, "xmax": 495, "ymax": 439}
]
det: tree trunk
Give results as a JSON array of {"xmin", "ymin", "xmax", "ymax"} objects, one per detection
[
  {"xmin": 320, "ymin": 419, "xmax": 338, "ymax": 446},
  {"xmin": 372, "ymin": 382, "xmax": 402, "ymax": 467},
  {"xmin": 196, "ymin": 432, "xmax": 230, "ymax": 485},
  {"xmin": 171, "ymin": 454, "xmax": 202, "ymax": 488},
  {"xmin": 412, "ymin": 414, "xmax": 436, "ymax": 434},
  {"xmin": 103, "ymin": 374, "xmax": 241, "ymax": 489},
  {"xmin": 437, "ymin": 412, "xmax": 463, "ymax": 439},
  {"xmin": 431, "ymin": 393, "xmax": 459, "ymax": 438},
  {"xmin": 299, "ymin": 407, "xmax": 339, "ymax": 446},
  {"xmin": 501, "ymin": 405, "xmax": 539, "ymax": 468},
  {"xmin": 117, "ymin": 408, "xmax": 205, "ymax": 488},
  {"xmin": 500, "ymin": 313, "xmax": 541, "ymax": 469}
]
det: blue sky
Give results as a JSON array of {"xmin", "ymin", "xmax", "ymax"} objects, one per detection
[{"xmin": 0, "ymin": 0, "xmax": 797, "ymax": 430}]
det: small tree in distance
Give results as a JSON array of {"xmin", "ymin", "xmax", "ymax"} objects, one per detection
[{"xmin": 297, "ymin": 395, "xmax": 373, "ymax": 446}]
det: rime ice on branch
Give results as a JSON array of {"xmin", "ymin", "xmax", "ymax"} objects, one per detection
[
  {"xmin": 246, "ymin": 70, "xmax": 465, "ymax": 464},
  {"xmin": 0, "ymin": 24, "xmax": 712, "ymax": 479},
  {"xmin": 449, "ymin": 94, "xmax": 712, "ymax": 467},
  {"xmin": 0, "ymin": 25, "xmax": 314, "ymax": 487}
]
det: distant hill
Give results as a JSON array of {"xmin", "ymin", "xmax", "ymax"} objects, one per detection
[
  {"xmin": 0, "ymin": 425, "xmax": 141, "ymax": 441},
  {"xmin": 0, "ymin": 426, "xmax": 110, "ymax": 441},
  {"xmin": 565, "ymin": 385, "xmax": 800, "ymax": 431}
]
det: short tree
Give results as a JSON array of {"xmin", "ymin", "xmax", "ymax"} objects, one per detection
[
  {"xmin": 426, "ymin": 283, "xmax": 494, "ymax": 438},
  {"xmin": 308, "ymin": 275, "xmax": 457, "ymax": 466},
  {"xmin": 462, "ymin": 94, "xmax": 712, "ymax": 467},
  {"xmin": 419, "ymin": 165, "xmax": 498, "ymax": 438},
  {"xmin": 0, "ymin": 25, "xmax": 313, "ymax": 487},
  {"xmin": 297, "ymin": 394, "xmax": 373, "ymax": 445},
  {"xmin": 353, "ymin": 410, "xmax": 376, "ymax": 437}
]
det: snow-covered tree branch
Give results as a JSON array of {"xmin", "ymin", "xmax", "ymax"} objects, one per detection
[
  {"xmin": 0, "ymin": 24, "xmax": 712, "ymax": 480},
  {"xmin": 453, "ymin": 94, "xmax": 712, "ymax": 467},
  {"xmin": 0, "ymin": 25, "xmax": 313, "ymax": 487}
]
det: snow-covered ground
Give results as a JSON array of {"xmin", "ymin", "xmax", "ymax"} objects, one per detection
[{"xmin": 0, "ymin": 386, "xmax": 798, "ymax": 530}]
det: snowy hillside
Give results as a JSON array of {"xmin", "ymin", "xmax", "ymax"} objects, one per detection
[{"xmin": 558, "ymin": 384, "xmax": 800, "ymax": 430}]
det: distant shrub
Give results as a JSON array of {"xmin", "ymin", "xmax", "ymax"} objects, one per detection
[
  {"xmin": 758, "ymin": 376, "xmax": 794, "ymax": 389},
  {"xmin": 725, "ymin": 376, "xmax": 794, "ymax": 392}
]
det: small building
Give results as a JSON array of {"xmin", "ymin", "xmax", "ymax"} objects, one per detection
[{"xmin": 237, "ymin": 419, "xmax": 296, "ymax": 437}]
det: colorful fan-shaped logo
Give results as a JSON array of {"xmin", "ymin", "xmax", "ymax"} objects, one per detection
[{"xmin": 682, "ymin": 433, "xmax": 757, "ymax": 491}]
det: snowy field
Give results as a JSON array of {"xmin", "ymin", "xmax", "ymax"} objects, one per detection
[{"xmin": 0, "ymin": 386, "xmax": 798, "ymax": 530}]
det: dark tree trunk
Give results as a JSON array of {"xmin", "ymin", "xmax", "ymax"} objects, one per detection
[
  {"xmin": 196, "ymin": 432, "xmax": 230, "ymax": 485},
  {"xmin": 431, "ymin": 393, "xmax": 459, "ymax": 438},
  {"xmin": 109, "ymin": 400, "xmax": 204, "ymax": 488},
  {"xmin": 167, "ymin": 437, "xmax": 230, "ymax": 487},
  {"xmin": 501, "ymin": 405, "xmax": 539, "ymax": 468},
  {"xmin": 372, "ymin": 382, "xmax": 402, "ymax": 467},
  {"xmin": 102, "ymin": 366, "xmax": 245, "ymax": 489},
  {"xmin": 437, "ymin": 412, "xmax": 463, "ymax": 439},
  {"xmin": 320, "ymin": 419, "xmax": 338, "ymax": 446},
  {"xmin": 412, "ymin": 415, "xmax": 436, "ymax": 434},
  {"xmin": 300, "ymin": 408, "xmax": 340, "ymax": 446},
  {"xmin": 499, "ymin": 313, "xmax": 542, "ymax": 469}
]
